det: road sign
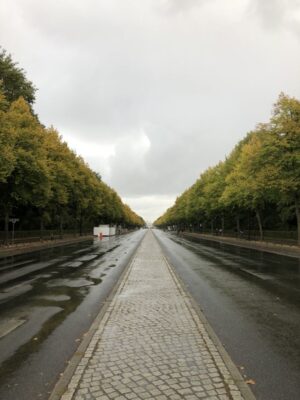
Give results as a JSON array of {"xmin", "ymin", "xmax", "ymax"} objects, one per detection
[
  {"xmin": 9, "ymin": 218, "xmax": 19, "ymax": 244},
  {"xmin": 9, "ymin": 218, "xmax": 19, "ymax": 224}
]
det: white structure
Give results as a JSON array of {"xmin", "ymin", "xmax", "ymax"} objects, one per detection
[
  {"xmin": 109, "ymin": 226, "xmax": 116, "ymax": 236},
  {"xmin": 93, "ymin": 225, "xmax": 116, "ymax": 237}
]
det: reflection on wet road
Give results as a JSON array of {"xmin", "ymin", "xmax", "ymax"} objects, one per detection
[
  {"xmin": 0, "ymin": 230, "xmax": 145, "ymax": 400},
  {"xmin": 154, "ymin": 230, "xmax": 300, "ymax": 400}
]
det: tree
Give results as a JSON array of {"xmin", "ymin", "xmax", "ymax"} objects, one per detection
[
  {"xmin": 266, "ymin": 93, "xmax": 300, "ymax": 244},
  {"xmin": 0, "ymin": 48, "xmax": 36, "ymax": 104},
  {"xmin": 155, "ymin": 92, "xmax": 300, "ymax": 246},
  {"xmin": 0, "ymin": 97, "xmax": 50, "ymax": 242},
  {"xmin": 221, "ymin": 131, "xmax": 274, "ymax": 240},
  {"xmin": 42, "ymin": 127, "xmax": 76, "ymax": 236},
  {"xmin": 199, "ymin": 162, "xmax": 229, "ymax": 234},
  {"xmin": 0, "ymin": 50, "xmax": 145, "ymax": 238},
  {"xmin": 0, "ymin": 89, "xmax": 15, "ymax": 183}
]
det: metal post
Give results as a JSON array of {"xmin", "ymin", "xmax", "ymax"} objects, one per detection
[
  {"xmin": 9, "ymin": 218, "xmax": 19, "ymax": 244},
  {"xmin": 12, "ymin": 221, "xmax": 15, "ymax": 244}
]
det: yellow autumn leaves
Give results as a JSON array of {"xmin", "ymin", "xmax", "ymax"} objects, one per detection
[{"xmin": 155, "ymin": 93, "xmax": 300, "ymax": 245}]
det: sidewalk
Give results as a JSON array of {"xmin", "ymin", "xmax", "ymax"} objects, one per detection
[
  {"xmin": 50, "ymin": 230, "xmax": 255, "ymax": 400},
  {"xmin": 0, "ymin": 235, "xmax": 93, "ymax": 258},
  {"xmin": 182, "ymin": 232, "xmax": 300, "ymax": 259}
]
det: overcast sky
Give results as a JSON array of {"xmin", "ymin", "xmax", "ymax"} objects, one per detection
[{"xmin": 1, "ymin": 0, "xmax": 300, "ymax": 221}]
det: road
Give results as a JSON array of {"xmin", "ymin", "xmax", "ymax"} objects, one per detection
[
  {"xmin": 54, "ymin": 229, "xmax": 255, "ymax": 400},
  {"xmin": 154, "ymin": 229, "xmax": 300, "ymax": 400},
  {"xmin": 1, "ymin": 228, "xmax": 300, "ymax": 400},
  {"xmin": 0, "ymin": 230, "xmax": 146, "ymax": 400}
]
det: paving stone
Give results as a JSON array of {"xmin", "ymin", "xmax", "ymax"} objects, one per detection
[{"xmin": 58, "ymin": 232, "xmax": 249, "ymax": 400}]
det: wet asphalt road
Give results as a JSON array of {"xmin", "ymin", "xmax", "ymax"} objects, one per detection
[
  {"xmin": 1, "ymin": 229, "xmax": 300, "ymax": 400},
  {"xmin": 154, "ymin": 229, "xmax": 300, "ymax": 400},
  {"xmin": 0, "ymin": 230, "xmax": 146, "ymax": 400}
]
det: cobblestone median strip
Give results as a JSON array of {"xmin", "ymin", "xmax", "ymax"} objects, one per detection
[{"xmin": 52, "ymin": 231, "xmax": 255, "ymax": 400}]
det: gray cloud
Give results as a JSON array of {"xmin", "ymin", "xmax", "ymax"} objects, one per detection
[
  {"xmin": 1, "ymin": 0, "xmax": 300, "ymax": 220},
  {"xmin": 249, "ymin": 0, "xmax": 286, "ymax": 29},
  {"xmin": 249, "ymin": 0, "xmax": 300, "ymax": 35},
  {"xmin": 157, "ymin": 0, "xmax": 208, "ymax": 15}
]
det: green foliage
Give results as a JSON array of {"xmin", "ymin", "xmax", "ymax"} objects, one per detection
[
  {"xmin": 0, "ymin": 97, "xmax": 51, "ymax": 214},
  {"xmin": 155, "ymin": 93, "xmax": 300, "ymax": 244},
  {"xmin": 268, "ymin": 93, "xmax": 300, "ymax": 204},
  {"xmin": 0, "ymin": 48, "xmax": 144, "ymax": 237},
  {"xmin": 0, "ymin": 89, "xmax": 14, "ymax": 183},
  {"xmin": 0, "ymin": 48, "xmax": 36, "ymax": 104},
  {"xmin": 0, "ymin": 94, "xmax": 144, "ymax": 233}
]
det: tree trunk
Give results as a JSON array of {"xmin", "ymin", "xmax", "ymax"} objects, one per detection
[
  {"xmin": 295, "ymin": 200, "xmax": 300, "ymax": 246},
  {"xmin": 210, "ymin": 219, "xmax": 214, "ymax": 235},
  {"xmin": 236, "ymin": 215, "xmax": 240, "ymax": 237},
  {"xmin": 247, "ymin": 211, "xmax": 251, "ymax": 240},
  {"xmin": 79, "ymin": 212, "xmax": 83, "ymax": 236},
  {"xmin": 40, "ymin": 216, "xmax": 44, "ymax": 240},
  {"xmin": 255, "ymin": 209, "xmax": 263, "ymax": 241},
  {"xmin": 4, "ymin": 210, "xmax": 9, "ymax": 245},
  {"xmin": 221, "ymin": 215, "xmax": 225, "ymax": 236},
  {"xmin": 59, "ymin": 213, "xmax": 64, "ymax": 239}
]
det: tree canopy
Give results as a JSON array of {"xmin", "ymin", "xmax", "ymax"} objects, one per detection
[
  {"xmin": 0, "ymin": 50, "xmax": 144, "ymax": 240},
  {"xmin": 0, "ymin": 48, "xmax": 36, "ymax": 104},
  {"xmin": 155, "ymin": 93, "xmax": 300, "ymax": 245}
]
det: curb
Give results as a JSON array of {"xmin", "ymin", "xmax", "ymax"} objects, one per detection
[
  {"xmin": 0, "ymin": 236, "xmax": 94, "ymax": 258},
  {"xmin": 182, "ymin": 232, "xmax": 300, "ymax": 259}
]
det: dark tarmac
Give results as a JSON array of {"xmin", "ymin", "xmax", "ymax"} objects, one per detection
[
  {"xmin": 154, "ymin": 230, "xmax": 300, "ymax": 400},
  {"xmin": 1, "ymin": 228, "xmax": 300, "ymax": 400},
  {"xmin": 0, "ymin": 230, "xmax": 145, "ymax": 400}
]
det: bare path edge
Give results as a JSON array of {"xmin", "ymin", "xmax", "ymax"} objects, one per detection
[
  {"xmin": 49, "ymin": 230, "xmax": 256, "ymax": 400},
  {"xmin": 48, "ymin": 234, "xmax": 143, "ymax": 400},
  {"xmin": 152, "ymin": 232, "xmax": 256, "ymax": 400}
]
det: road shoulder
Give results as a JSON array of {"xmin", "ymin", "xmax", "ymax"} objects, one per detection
[
  {"xmin": 182, "ymin": 232, "xmax": 300, "ymax": 258},
  {"xmin": 0, "ymin": 236, "xmax": 93, "ymax": 258}
]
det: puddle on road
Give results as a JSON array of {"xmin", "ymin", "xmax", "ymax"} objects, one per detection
[
  {"xmin": 37, "ymin": 274, "xmax": 52, "ymax": 278},
  {"xmin": 0, "ymin": 319, "xmax": 26, "ymax": 339},
  {"xmin": 37, "ymin": 295, "xmax": 71, "ymax": 302},
  {"xmin": 61, "ymin": 261, "xmax": 83, "ymax": 268},
  {"xmin": 77, "ymin": 255, "xmax": 98, "ymax": 262},
  {"xmin": 0, "ymin": 283, "xmax": 33, "ymax": 303},
  {"xmin": 239, "ymin": 269, "xmax": 276, "ymax": 281},
  {"xmin": 0, "ymin": 306, "xmax": 62, "ymax": 364},
  {"xmin": 47, "ymin": 278, "xmax": 94, "ymax": 288},
  {"xmin": 0, "ymin": 230, "xmax": 146, "ymax": 400},
  {"xmin": 0, "ymin": 259, "xmax": 36, "ymax": 273},
  {"xmin": 72, "ymin": 249, "xmax": 89, "ymax": 255}
]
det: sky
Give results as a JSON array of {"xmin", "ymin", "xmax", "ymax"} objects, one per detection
[{"xmin": 1, "ymin": 0, "xmax": 300, "ymax": 222}]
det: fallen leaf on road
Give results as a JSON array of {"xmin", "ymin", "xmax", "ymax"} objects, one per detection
[{"xmin": 246, "ymin": 379, "xmax": 256, "ymax": 385}]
